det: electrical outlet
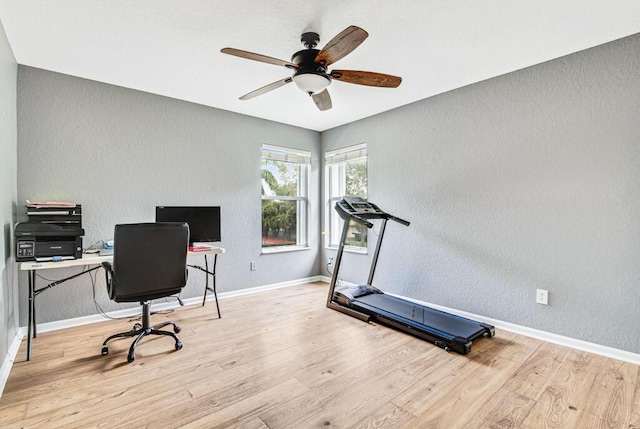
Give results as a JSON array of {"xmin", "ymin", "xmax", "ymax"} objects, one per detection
[
  {"xmin": 250, "ymin": 261, "xmax": 256, "ymax": 271},
  {"xmin": 536, "ymin": 289, "xmax": 548, "ymax": 305},
  {"xmin": 328, "ymin": 257, "xmax": 334, "ymax": 266}
]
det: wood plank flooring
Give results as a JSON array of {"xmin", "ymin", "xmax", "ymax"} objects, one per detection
[{"xmin": 1, "ymin": 282, "xmax": 638, "ymax": 428}]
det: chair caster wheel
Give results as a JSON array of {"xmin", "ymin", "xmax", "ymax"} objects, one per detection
[
  {"xmin": 174, "ymin": 326, "xmax": 181, "ymax": 334},
  {"xmin": 175, "ymin": 341, "xmax": 183, "ymax": 351},
  {"xmin": 133, "ymin": 323, "xmax": 142, "ymax": 330},
  {"xmin": 127, "ymin": 354, "xmax": 135, "ymax": 363},
  {"xmin": 101, "ymin": 346, "xmax": 109, "ymax": 356}
]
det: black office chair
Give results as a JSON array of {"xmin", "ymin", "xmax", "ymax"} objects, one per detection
[{"xmin": 101, "ymin": 222, "xmax": 189, "ymax": 363}]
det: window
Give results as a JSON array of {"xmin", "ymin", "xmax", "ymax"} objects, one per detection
[
  {"xmin": 261, "ymin": 144, "xmax": 310, "ymax": 252},
  {"xmin": 325, "ymin": 143, "xmax": 368, "ymax": 251}
]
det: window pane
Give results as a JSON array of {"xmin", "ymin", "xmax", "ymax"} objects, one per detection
[
  {"xmin": 261, "ymin": 159, "xmax": 299, "ymax": 197},
  {"xmin": 327, "ymin": 154, "xmax": 368, "ymax": 249},
  {"xmin": 345, "ymin": 220, "xmax": 368, "ymax": 247},
  {"xmin": 261, "ymin": 145, "xmax": 309, "ymax": 251},
  {"xmin": 330, "ymin": 208, "xmax": 368, "ymax": 249},
  {"xmin": 345, "ymin": 159, "xmax": 367, "ymax": 197},
  {"xmin": 329, "ymin": 202, "xmax": 342, "ymax": 246},
  {"xmin": 262, "ymin": 199, "xmax": 298, "ymax": 247}
]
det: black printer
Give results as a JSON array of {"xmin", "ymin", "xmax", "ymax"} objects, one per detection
[
  {"xmin": 15, "ymin": 203, "xmax": 84, "ymax": 261},
  {"xmin": 15, "ymin": 223, "xmax": 84, "ymax": 261}
]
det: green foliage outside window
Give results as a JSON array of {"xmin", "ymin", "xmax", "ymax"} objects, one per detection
[
  {"xmin": 344, "ymin": 160, "xmax": 368, "ymax": 247},
  {"xmin": 262, "ymin": 160, "xmax": 300, "ymax": 247},
  {"xmin": 345, "ymin": 161, "xmax": 367, "ymax": 197}
]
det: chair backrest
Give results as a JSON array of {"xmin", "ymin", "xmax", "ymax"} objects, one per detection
[{"xmin": 111, "ymin": 222, "xmax": 189, "ymax": 303}]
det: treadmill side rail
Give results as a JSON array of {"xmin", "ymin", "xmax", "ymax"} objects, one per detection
[
  {"xmin": 327, "ymin": 301, "xmax": 371, "ymax": 322},
  {"xmin": 375, "ymin": 314, "xmax": 471, "ymax": 354}
]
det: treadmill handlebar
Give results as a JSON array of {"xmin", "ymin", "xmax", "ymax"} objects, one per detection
[
  {"xmin": 335, "ymin": 197, "xmax": 409, "ymax": 228},
  {"xmin": 387, "ymin": 214, "xmax": 410, "ymax": 227},
  {"xmin": 346, "ymin": 212, "xmax": 408, "ymax": 228}
]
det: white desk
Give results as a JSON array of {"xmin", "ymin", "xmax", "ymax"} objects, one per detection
[{"xmin": 20, "ymin": 247, "xmax": 224, "ymax": 361}]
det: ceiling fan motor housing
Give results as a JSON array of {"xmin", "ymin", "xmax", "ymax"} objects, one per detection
[
  {"xmin": 292, "ymin": 49, "xmax": 327, "ymax": 74},
  {"xmin": 291, "ymin": 48, "xmax": 331, "ymax": 94}
]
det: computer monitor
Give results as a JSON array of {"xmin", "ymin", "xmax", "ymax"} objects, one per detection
[{"xmin": 155, "ymin": 206, "xmax": 221, "ymax": 245}]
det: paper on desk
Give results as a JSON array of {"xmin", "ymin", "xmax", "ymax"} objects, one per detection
[{"xmin": 26, "ymin": 200, "xmax": 77, "ymax": 208}]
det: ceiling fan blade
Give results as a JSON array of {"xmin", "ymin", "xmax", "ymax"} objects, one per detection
[
  {"xmin": 331, "ymin": 70, "xmax": 402, "ymax": 88},
  {"xmin": 312, "ymin": 89, "xmax": 332, "ymax": 111},
  {"xmin": 221, "ymin": 48, "xmax": 297, "ymax": 69},
  {"xmin": 315, "ymin": 26, "xmax": 368, "ymax": 66},
  {"xmin": 239, "ymin": 77, "xmax": 293, "ymax": 100}
]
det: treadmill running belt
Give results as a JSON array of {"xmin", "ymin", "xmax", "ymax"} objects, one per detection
[{"xmin": 354, "ymin": 293, "xmax": 486, "ymax": 339}]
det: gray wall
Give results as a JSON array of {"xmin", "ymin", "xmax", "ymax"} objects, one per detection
[
  {"xmin": 17, "ymin": 68, "xmax": 321, "ymax": 324},
  {"xmin": 0, "ymin": 20, "xmax": 18, "ymax": 364},
  {"xmin": 14, "ymin": 32, "xmax": 640, "ymax": 354},
  {"xmin": 322, "ymin": 33, "xmax": 640, "ymax": 353}
]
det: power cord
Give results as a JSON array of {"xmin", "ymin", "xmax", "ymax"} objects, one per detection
[
  {"xmin": 88, "ymin": 265, "xmax": 131, "ymax": 321},
  {"xmin": 151, "ymin": 295, "xmax": 184, "ymax": 315},
  {"xmin": 326, "ymin": 257, "xmax": 334, "ymax": 276},
  {"xmin": 83, "ymin": 240, "xmax": 104, "ymax": 253},
  {"xmin": 33, "ymin": 264, "xmax": 182, "ymax": 323},
  {"xmin": 90, "ymin": 267, "xmax": 183, "ymax": 319}
]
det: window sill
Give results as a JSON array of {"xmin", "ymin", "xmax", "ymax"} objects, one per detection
[
  {"xmin": 262, "ymin": 245, "xmax": 311, "ymax": 255},
  {"xmin": 325, "ymin": 246, "xmax": 368, "ymax": 255}
]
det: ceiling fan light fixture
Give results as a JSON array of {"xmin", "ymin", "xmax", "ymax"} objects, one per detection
[
  {"xmin": 221, "ymin": 26, "xmax": 401, "ymax": 111},
  {"xmin": 292, "ymin": 72, "xmax": 331, "ymax": 95}
]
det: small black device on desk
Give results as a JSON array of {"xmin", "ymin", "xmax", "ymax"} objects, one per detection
[
  {"xmin": 15, "ymin": 202, "xmax": 84, "ymax": 261},
  {"xmin": 15, "ymin": 222, "xmax": 84, "ymax": 261}
]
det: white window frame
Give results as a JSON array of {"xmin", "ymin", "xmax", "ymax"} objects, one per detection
[
  {"xmin": 261, "ymin": 144, "xmax": 311, "ymax": 253},
  {"xmin": 325, "ymin": 143, "xmax": 368, "ymax": 253}
]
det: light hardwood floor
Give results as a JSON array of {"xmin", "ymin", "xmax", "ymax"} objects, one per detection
[{"xmin": 1, "ymin": 282, "xmax": 639, "ymax": 428}]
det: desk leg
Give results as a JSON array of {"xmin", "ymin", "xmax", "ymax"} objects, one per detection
[
  {"xmin": 27, "ymin": 270, "xmax": 35, "ymax": 361},
  {"xmin": 32, "ymin": 270, "xmax": 37, "ymax": 340},
  {"xmin": 201, "ymin": 256, "xmax": 209, "ymax": 307},
  {"xmin": 212, "ymin": 254, "xmax": 220, "ymax": 318},
  {"xmin": 199, "ymin": 255, "xmax": 221, "ymax": 318}
]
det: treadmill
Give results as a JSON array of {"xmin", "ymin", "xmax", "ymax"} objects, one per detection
[{"xmin": 327, "ymin": 196, "xmax": 494, "ymax": 354}]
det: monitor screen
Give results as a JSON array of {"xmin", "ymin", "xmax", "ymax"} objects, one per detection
[{"xmin": 155, "ymin": 206, "xmax": 221, "ymax": 244}]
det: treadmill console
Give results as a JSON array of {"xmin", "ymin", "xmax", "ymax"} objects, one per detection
[
  {"xmin": 337, "ymin": 196, "xmax": 385, "ymax": 220},
  {"xmin": 336, "ymin": 196, "xmax": 411, "ymax": 227}
]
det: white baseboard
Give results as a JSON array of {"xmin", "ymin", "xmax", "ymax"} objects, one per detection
[
  {"xmin": 0, "ymin": 329, "xmax": 24, "ymax": 399},
  {"xmin": 390, "ymin": 294, "xmax": 640, "ymax": 365},
  {"xmin": 19, "ymin": 275, "xmax": 327, "ymax": 336},
  {"xmin": 408, "ymin": 298, "xmax": 640, "ymax": 364},
  {"xmin": 11, "ymin": 273, "xmax": 639, "ymax": 382},
  {"xmin": 327, "ymin": 279, "xmax": 640, "ymax": 364},
  {"xmin": 490, "ymin": 317, "xmax": 640, "ymax": 365},
  {"xmin": 214, "ymin": 275, "xmax": 325, "ymax": 300}
]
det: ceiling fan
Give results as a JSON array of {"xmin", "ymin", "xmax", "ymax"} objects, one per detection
[{"xmin": 220, "ymin": 26, "xmax": 402, "ymax": 111}]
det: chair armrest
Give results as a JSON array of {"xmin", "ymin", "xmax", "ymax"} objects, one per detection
[
  {"xmin": 102, "ymin": 261, "xmax": 115, "ymax": 299},
  {"xmin": 102, "ymin": 261, "xmax": 113, "ymax": 277}
]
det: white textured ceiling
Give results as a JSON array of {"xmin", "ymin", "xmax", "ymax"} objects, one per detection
[{"xmin": 1, "ymin": 1, "xmax": 639, "ymax": 131}]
